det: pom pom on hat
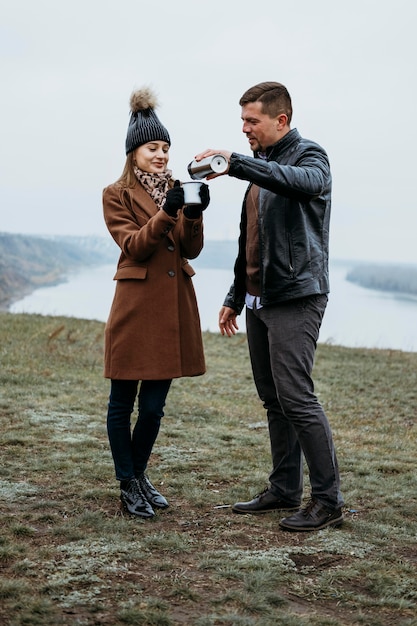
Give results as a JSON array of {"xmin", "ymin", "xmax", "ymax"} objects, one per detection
[
  {"xmin": 129, "ymin": 87, "xmax": 158, "ymax": 114},
  {"xmin": 125, "ymin": 86, "xmax": 171, "ymax": 154}
]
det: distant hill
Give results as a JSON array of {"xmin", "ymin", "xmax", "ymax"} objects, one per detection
[
  {"xmin": 0, "ymin": 233, "xmax": 117, "ymax": 308},
  {"xmin": 346, "ymin": 263, "xmax": 417, "ymax": 297}
]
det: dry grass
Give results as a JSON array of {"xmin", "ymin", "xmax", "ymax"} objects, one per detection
[{"xmin": 0, "ymin": 312, "xmax": 416, "ymax": 625}]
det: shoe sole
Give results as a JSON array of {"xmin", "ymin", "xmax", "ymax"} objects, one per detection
[
  {"xmin": 232, "ymin": 505, "xmax": 300, "ymax": 515},
  {"xmin": 279, "ymin": 514, "xmax": 344, "ymax": 531}
]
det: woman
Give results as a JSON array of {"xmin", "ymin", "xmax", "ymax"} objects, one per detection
[{"xmin": 103, "ymin": 87, "xmax": 209, "ymax": 518}]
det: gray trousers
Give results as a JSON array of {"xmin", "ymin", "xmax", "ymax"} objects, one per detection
[{"xmin": 246, "ymin": 294, "xmax": 344, "ymax": 509}]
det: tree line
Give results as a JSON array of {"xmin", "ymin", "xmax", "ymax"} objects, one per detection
[{"xmin": 346, "ymin": 264, "xmax": 417, "ymax": 296}]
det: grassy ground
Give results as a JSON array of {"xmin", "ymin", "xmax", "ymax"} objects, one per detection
[{"xmin": 0, "ymin": 312, "xmax": 416, "ymax": 626}]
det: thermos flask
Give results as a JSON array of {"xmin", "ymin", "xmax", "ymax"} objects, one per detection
[{"xmin": 187, "ymin": 154, "xmax": 228, "ymax": 180}]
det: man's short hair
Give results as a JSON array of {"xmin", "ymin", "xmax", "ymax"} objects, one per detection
[{"xmin": 239, "ymin": 82, "xmax": 292, "ymax": 123}]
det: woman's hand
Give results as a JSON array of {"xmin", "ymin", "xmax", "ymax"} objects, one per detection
[
  {"xmin": 199, "ymin": 183, "xmax": 210, "ymax": 210},
  {"xmin": 218, "ymin": 306, "xmax": 239, "ymax": 336},
  {"xmin": 163, "ymin": 180, "xmax": 184, "ymax": 217}
]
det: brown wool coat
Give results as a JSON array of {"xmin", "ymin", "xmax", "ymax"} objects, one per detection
[{"xmin": 103, "ymin": 180, "xmax": 206, "ymax": 380}]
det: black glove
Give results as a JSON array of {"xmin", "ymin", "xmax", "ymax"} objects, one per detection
[
  {"xmin": 183, "ymin": 183, "xmax": 210, "ymax": 219},
  {"xmin": 199, "ymin": 183, "xmax": 210, "ymax": 210},
  {"xmin": 163, "ymin": 180, "xmax": 184, "ymax": 217}
]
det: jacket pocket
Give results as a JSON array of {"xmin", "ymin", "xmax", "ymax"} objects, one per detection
[{"xmin": 113, "ymin": 265, "xmax": 147, "ymax": 280}]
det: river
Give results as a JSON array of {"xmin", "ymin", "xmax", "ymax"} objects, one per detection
[{"xmin": 9, "ymin": 260, "xmax": 417, "ymax": 352}]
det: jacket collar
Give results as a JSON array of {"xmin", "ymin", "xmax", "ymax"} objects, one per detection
[{"xmin": 255, "ymin": 128, "xmax": 301, "ymax": 161}]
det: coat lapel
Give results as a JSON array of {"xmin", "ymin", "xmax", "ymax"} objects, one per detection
[
  {"xmin": 129, "ymin": 181, "xmax": 176, "ymax": 246},
  {"xmin": 130, "ymin": 181, "xmax": 159, "ymax": 221}
]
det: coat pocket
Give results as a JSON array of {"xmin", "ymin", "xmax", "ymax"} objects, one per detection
[{"xmin": 113, "ymin": 265, "xmax": 147, "ymax": 280}]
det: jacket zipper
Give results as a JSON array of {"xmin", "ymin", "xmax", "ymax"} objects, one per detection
[{"xmin": 287, "ymin": 234, "xmax": 295, "ymax": 278}]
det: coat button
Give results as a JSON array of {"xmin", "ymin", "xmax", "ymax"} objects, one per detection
[
  {"xmin": 168, "ymin": 270, "xmax": 175, "ymax": 277},
  {"xmin": 167, "ymin": 244, "xmax": 175, "ymax": 251}
]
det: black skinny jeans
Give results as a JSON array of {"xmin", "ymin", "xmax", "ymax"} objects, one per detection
[{"xmin": 106, "ymin": 379, "xmax": 172, "ymax": 482}]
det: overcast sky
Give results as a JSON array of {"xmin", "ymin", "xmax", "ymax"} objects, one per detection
[{"xmin": 1, "ymin": 0, "xmax": 416, "ymax": 264}]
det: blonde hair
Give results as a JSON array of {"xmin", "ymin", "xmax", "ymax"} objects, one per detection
[{"xmin": 118, "ymin": 152, "xmax": 137, "ymax": 188}]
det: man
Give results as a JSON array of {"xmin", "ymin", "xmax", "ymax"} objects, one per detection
[{"xmin": 195, "ymin": 81, "xmax": 344, "ymax": 531}]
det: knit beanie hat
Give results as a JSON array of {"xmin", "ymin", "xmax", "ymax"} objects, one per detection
[{"xmin": 125, "ymin": 87, "xmax": 171, "ymax": 155}]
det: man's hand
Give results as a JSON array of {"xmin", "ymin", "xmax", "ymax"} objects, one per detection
[
  {"xmin": 194, "ymin": 149, "xmax": 232, "ymax": 179},
  {"xmin": 218, "ymin": 306, "xmax": 239, "ymax": 336}
]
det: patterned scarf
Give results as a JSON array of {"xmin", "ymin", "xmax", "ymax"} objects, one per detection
[{"xmin": 134, "ymin": 167, "xmax": 173, "ymax": 209}]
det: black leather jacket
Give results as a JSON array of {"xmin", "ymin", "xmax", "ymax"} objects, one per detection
[{"xmin": 224, "ymin": 128, "xmax": 331, "ymax": 313}]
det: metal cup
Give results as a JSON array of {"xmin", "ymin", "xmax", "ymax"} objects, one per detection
[
  {"xmin": 187, "ymin": 154, "xmax": 228, "ymax": 180},
  {"xmin": 182, "ymin": 181, "xmax": 204, "ymax": 206}
]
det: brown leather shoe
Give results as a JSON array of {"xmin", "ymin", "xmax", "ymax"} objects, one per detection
[
  {"xmin": 279, "ymin": 499, "xmax": 343, "ymax": 531},
  {"xmin": 232, "ymin": 488, "xmax": 300, "ymax": 514}
]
